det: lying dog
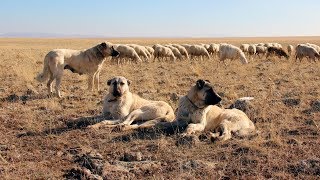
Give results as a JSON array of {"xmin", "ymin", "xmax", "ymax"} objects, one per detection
[
  {"xmin": 89, "ymin": 76, "xmax": 175, "ymax": 131},
  {"xmin": 175, "ymin": 79, "xmax": 256, "ymax": 141},
  {"xmin": 36, "ymin": 42, "xmax": 119, "ymax": 98}
]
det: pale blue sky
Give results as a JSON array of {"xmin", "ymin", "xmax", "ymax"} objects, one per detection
[{"xmin": 0, "ymin": 0, "xmax": 319, "ymax": 37}]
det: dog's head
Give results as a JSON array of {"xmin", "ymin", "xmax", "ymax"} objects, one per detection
[
  {"xmin": 107, "ymin": 76, "xmax": 131, "ymax": 97},
  {"xmin": 97, "ymin": 42, "xmax": 120, "ymax": 57},
  {"xmin": 187, "ymin": 79, "xmax": 221, "ymax": 108}
]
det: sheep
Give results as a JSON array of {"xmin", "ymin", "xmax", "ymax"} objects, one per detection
[
  {"xmin": 287, "ymin": 45, "xmax": 294, "ymax": 55},
  {"xmin": 165, "ymin": 45, "xmax": 183, "ymax": 60},
  {"xmin": 189, "ymin": 45, "xmax": 210, "ymax": 60},
  {"xmin": 219, "ymin": 43, "xmax": 248, "ymax": 64},
  {"xmin": 248, "ymin": 44, "xmax": 256, "ymax": 60},
  {"xmin": 255, "ymin": 45, "xmax": 268, "ymax": 58},
  {"xmin": 199, "ymin": 43, "xmax": 210, "ymax": 50},
  {"xmin": 305, "ymin": 43, "xmax": 320, "ymax": 53},
  {"xmin": 181, "ymin": 44, "xmax": 192, "ymax": 54},
  {"xmin": 113, "ymin": 44, "xmax": 142, "ymax": 64},
  {"xmin": 171, "ymin": 44, "xmax": 189, "ymax": 59},
  {"xmin": 144, "ymin": 46, "xmax": 154, "ymax": 57},
  {"xmin": 127, "ymin": 44, "xmax": 151, "ymax": 61},
  {"xmin": 295, "ymin": 44, "xmax": 320, "ymax": 62},
  {"xmin": 207, "ymin": 43, "xmax": 220, "ymax": 56},
  {"xmin": 153, "ymin": 44, "xmax": 176, "ymax": 62},
  {"xmin": 240, "ymin": 44, "xmax": 250, "ymax": 54},
  {"xmin": 266, "ymin": 47, "xmax": 289, "ymax": 60}
]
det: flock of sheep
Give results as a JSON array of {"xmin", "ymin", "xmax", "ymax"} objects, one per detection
[{"xmin": 111, "ymin": 42, "xmax": 320, "ymax": 64}]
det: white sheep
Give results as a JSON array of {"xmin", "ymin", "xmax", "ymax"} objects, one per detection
[
  {"xmin": 219, "ymin": 43, "xmax": 248, "ymax": 64},
  {"xmin": 165, "ymin": 45, "xmax": 183, "ymax": 60},
  {"xmin": 113, "ymin": 44, "xmax": 142, "ymax": 64},
  {"xmin": 127, "ymin": 44, "xmax": 151, "ymax": 61},
  {"xmin": 172, "ymin": 44, "xmax": 189, "ymax": 59},
  {"xmin": 287, "ymin": 45, "xmax": 294, "ymax": 55},
  {"xmin": 306, "ymin": 43, "xmax": 320, "ymax": 53},
  {"xmin": 207, "ymin": 43, "xmax": 220, "ymax": 56},
  {"xmin": 145, "ymin": 46, "xmax": 154, "ymax": 57},
  {"xmin": 255, "ymin": 45, "xmax": 268, "ymax": 58},
  {"xmin": 189, "ymin": 45, "xmax": 210, "ymax": 60},
  {"xmin": 153, "ymin": 44, "xmax": 176, "ymax": 62},
  {"xmin": 248, "ymin": 44, "xmax": 256, "ymax": 59},
  {"xmin": 295, "ymin": 44, "xmax": 320, "ymax": 62},
  {"xmin": 240, "ymin": 44, "xmax": 250, "ymax": 54}
]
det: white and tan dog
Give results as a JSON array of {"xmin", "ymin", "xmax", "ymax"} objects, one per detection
[
  {"xmin": 176, "ymin": 79, "xmax": 256, "ymax": 141},
  {"xmin": 89, "ymin": 76, "xmax": 175, "ymax": 131},
  {"xmin": 36, "ymin": 42, "xmax": 119, "ymax": 97}
]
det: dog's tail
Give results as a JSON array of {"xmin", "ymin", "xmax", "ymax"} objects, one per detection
[{"xmin": 36, "ymin": 55, "xmax": 51, "ymax": 82}]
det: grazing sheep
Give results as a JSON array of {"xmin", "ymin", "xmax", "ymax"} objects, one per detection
[
  {"xmin": 219, "ymin": 44, "xmax": 248, "ymax": 64},
  {"xmin": 240, "ymin": 44, "xmax": 250, "ymax": 54},
  {"xmin": 306, "ymin": 43, "xmax": 320, "ymax": 53},
  {"xmin": 172, "ymin": 44, "xmax": 189, "ymax": 59},
  {"xmin": 127, "ymin": 44, "xmax": 151, "ymax": 61},
  {"xmin": 181, "ymin": 44, "xmax": 192, "ymax": 54},
  {"xmin": 189, "ymin": 45, "xmax": 210, "ymax": 60},
  {"xmin": 113, "ymin": 44, "xmax": 142, "ymax": 64},
  {"xmin": 255, "ymin": 45, "xmax": 268, "ymax": 58},
  {"xmin": 207, "ymin": 43, "xmax": 220, "ymax": 56},
  {"xmin": 165, "ymin": 45, "xmax": 183, "ymax": 60},
  {"xmin": 145, "ymin": 46, "xmax": 155, "ymax": 57},
  {"xmin": 199, "ymin": 43, "xmax": 210, "ymax": 50},
  {"xmin": 295, "ymin": 44, "xmax": 320, "ymax": 62},
  {"xmin": 248, "ymin": 44, "xmax": 256, "ymax": 59},
  {"xmin": 287, "ymin": 45, "xmax": 294, "ymax": 55},
  {"xmin": 266, "ymin": 47, "xmax": 289, "ymax": 60},
  {"xmin": 153, "ymin": 44, "xmax": 176, "ymax": 62}
]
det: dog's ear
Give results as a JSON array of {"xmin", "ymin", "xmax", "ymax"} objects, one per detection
[
  {"xmin": 205, "ymin": 79, "xmax": 210, "ymax": 83},
  {"xmin": 107, "ymin": 79, "xmax": 112, "ymax": 86},
  {"xmin": 127, "ymin": 79, "xmax": 132, "ymax": 86},
  {"xmin": 196, "ymin": 79, "xmax": 206, "ymax": 89},
  {"xmin": 100, "ymin": 42, "xmax": 107, "ymax": 48}
]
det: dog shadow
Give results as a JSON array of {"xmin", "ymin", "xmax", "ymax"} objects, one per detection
[
  {"xmin": 110, "ymin": 120, "xmax": 189, "ymax": 142},
  {"xmin": 17, "ymin": 115, "xmax": 105, "ymax": 138}
]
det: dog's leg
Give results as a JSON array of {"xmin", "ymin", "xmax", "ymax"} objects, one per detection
[
  {"xmin": 215, "ymin": 120, "xmax": 232, "ymax": 141},
  {"xmin": 87, "ymin": 74, "xmax": 94, "ymax": 91},
  {"xmin": 121, "ymin": 109, "xmax": 143, "ymax": 125},
  {"xmin": 94, "ymin": 72, "xmax": 100, "ymax": 91},
  {"xmin": 184, "ymin": 123, "xmax": 206, "ymax": 135},
  {"xmin": 88, "ymin": 119, "xmax": 122, "ymax": 129},
  {"xmin": 47, "ymin": 74, "xmax": 54, "ymax": 97},
  {"xmin": 55, "ymin": 75, "xmax": 62, "ymax": 98}
]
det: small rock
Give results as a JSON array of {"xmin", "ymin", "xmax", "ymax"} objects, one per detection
[
  {"xmin": 282, "ymin": 98, "xmax": 300, "ymax": 107},
  {"xmin": 287, "ymin": 138, "xmax": 301, "ymax": 146},
  {"xmin": 6, "ymin": 94, "xmax": 19, "ymax": 102},
  {"xmin": 310, "ymin": 100, "xmax": 320, "ymax": 112},
  {"xmin": 120, "ymin": 152, "xmax": 142, "ymax": 162}
]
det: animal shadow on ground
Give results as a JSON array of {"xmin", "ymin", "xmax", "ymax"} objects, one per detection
[
  {"xmin": 16, "ymin": 115, "xmax": 106, "ymax": 138},
  {"xmin": 111, "ymin": 120, "xmax": 189, "ymax": 142}
]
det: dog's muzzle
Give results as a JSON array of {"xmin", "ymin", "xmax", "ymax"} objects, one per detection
[
  {"xmin": 205, "ymin": 88, "xmax": 222, "ymax": 105},
  {"xmin": 111, "ymin": 49, "xmax": 120, "ymax": 57}
]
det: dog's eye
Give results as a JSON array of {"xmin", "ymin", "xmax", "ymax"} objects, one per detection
[{"xmin": 120, "ymin": 82, "xmax": 125, "ymax": 85}]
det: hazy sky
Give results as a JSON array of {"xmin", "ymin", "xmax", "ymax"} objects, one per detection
[{"xmin": 1, "ymin": 0, "xmax": 319, "ymax": 37}]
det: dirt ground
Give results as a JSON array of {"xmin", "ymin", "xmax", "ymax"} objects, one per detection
[{"xmin": 0, "ymin": 37, "xmax": 319, "ymax": 179}]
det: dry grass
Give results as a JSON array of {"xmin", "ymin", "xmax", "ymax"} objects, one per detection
[{"xmin": 0, "ymin": 37, "xmax": 319, "ymax": 179}]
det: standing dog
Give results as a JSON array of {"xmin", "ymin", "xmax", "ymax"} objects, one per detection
[
  {"xmin": 36, "ymin": 42, "xmax": 119, "ymax": 97},
  {"xmin": 89, "ymin": 76, "xmax": 175, "ymax": 131},
  {"xmin": 175, "ymin": 79, "xmax": 256, "ymax": 141}
]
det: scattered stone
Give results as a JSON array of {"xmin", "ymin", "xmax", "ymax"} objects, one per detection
[
  {"xmin": 181, "ymin": 160, "xmax": 216, "ymax": 171},
  {"xmin": 120, "ymin": 152, "xmax": 142, "ymax": 162},
  {"xmin": 282, "ymin": 98, "xmax": 300, "ymax": 107},
  {"xmin": 310, "ymin": 100, "xmax": 320, "ymax": 112},
  {"xmin": 6, "ymin": 94, "xmax": 19, "ymax": 102},
  {"xmin": 287, "ymin": 138, "xmax": 301, "ymax": 146}
]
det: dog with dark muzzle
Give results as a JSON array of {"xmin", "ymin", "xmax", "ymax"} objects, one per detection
[
  {"xmin": 36, "ymin": 42, "xmax": 119, "ymax": 98},
  {"xmin": 88, "ymin": 76, "xmax": 175, "ymax": 131},
  {"xmin": 175, "ymin": 79, "xmax": 256, "ymax": 141}
]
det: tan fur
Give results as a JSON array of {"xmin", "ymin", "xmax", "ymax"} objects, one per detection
[
  {"xmin": 175, "ymin": 80, "xmax": 256, "ymax": 141},
  {"xmin": 36, "ymin": 42, "xmax": 118, "ymax": 98},
  {"xmin": 89, "ymin": 76, "xmax": 175, "ymax": 131}
]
